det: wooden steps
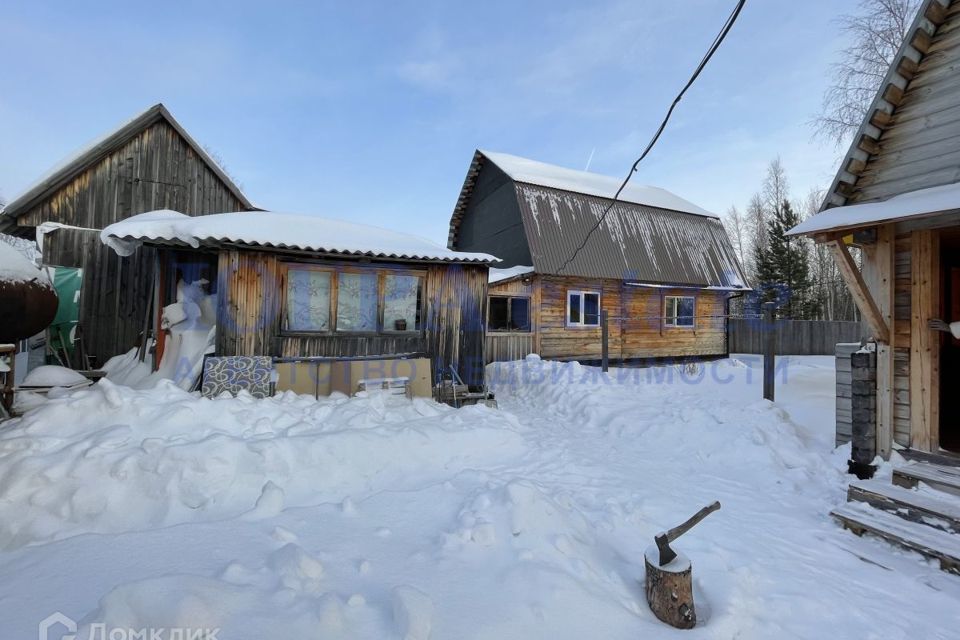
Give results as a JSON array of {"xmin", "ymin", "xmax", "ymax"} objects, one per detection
[
  {"xmin": 833, "ymin": 459, "xmax": 960, "ymax": 573},
  {"xmin": 831, "ymin": 504, "xmax": 960, "ymax": 573},
  {"xmin": 848, "ymin": 479, "xmax": 960, "ymax": 533},
  {"xmin": 893, "ymin": 461, "xmax": 960, "ymax": 497}
]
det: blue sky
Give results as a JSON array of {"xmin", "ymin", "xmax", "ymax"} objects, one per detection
[{"xmin": 1, "ymin": 0, "xmax": 848, "ymax": 243}]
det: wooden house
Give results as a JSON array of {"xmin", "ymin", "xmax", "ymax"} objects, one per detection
[
  {"xmin": 789, "ymin": 0, "xmax": 960, "ymax": 457},
  {"xmin": 101, "ymin": 210, "xmax": 497, "ymax": 390},
  {"xmin": 448, "ymin": 150, "xmax": 749, "ymax": 363},
  {"xmin": 0, "ymin": 104, "xmax": 255, "ymax": 366}
]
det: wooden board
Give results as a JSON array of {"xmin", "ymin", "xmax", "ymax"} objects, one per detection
[
  {"xmin": 909, "ymin": 230, "xmax": 940, "ymax": 451},
  {"xmin": 831, "ymin": 503, "xmax": 960, "ymax": 573},
  {"xmin": 848, "ymin": 479, "xmax": 960, "ymax": 533},
  {"xmin": 893, "ymin": 462, "xmax": 960, "ymax": 497}
]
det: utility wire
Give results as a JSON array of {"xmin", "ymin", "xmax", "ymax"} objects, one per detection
[{"xmin": 555, "ymin": 0, "xmax": 747, "ymax": 275}]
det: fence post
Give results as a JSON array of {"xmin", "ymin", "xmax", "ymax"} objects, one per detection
[
  {"xmin": 601, "ymin": 310, "xmax": 609, "ymax": 373},
  {"xmin": 762, "ymin": 302, "xmax": 775, "ymax": 401}
]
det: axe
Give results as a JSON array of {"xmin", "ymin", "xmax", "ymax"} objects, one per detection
[{"xmin": 655, "ymin": 501, "xmax": 721, "ymax": 566}]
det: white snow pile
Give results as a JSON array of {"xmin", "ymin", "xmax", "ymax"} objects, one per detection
[
  {"xmin": 21, "ymin": 365, "xmax": 90, "ymax": 388},
  {"xmin": 0, "ymin": 240, "xmax": 50, "ymax": 286},
  {"xmin": 489, "ymin": 265, "xmax": 534, "ymax": 284},
  {"xmin": 102, "ymin": 279, "xmax": 217, "ymax": 390},
  {"xmin": 789, "ymin": 181, "xmax": 960, "ymax": 236},
  {"xmin": 101, "ymin": 209, "xmax": 498, "ymax": 263},
  {"xmin": 0, "ymin": 380, "xmax": 524, "ymax": 548},
  {"xmin": 1, "ymin": 355, "xmax": 958, "ymax": 639}
]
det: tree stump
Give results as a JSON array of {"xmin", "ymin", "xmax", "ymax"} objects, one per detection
[{"xmin": 644, "ymin": 545, "xmax": 696, "ymax": 629}]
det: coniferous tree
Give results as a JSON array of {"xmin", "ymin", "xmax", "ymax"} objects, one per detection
[{"xmin": 757, "ymin": 199, "xmax": 818, "ymax": 319}]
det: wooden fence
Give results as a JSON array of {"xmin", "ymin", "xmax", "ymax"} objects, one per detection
[{"xmin": 727, "ymin": 319, "xmax": 863, "ymax": 356}]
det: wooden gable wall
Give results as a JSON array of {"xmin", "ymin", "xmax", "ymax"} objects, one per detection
[{"xmin": 16, "ymin": 119, "xmax": 249, "ymax": 230}]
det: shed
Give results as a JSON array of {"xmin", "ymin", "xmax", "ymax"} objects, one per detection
[
  {"xmin": 789, "ymin": 0, "xmax": 960, "ymax": 456},
  {"xmin": 0, "ymin": 104, "xmax": 255, "ymax": 366},
  {"xmin": 101, "ymin": 210, "xmax": 498, "ymax": 390},
  {"xmin": 448, "ymin": 150, "xmax": 748, "ymax": 363}
]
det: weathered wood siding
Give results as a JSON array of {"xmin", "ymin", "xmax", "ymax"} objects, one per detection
[
  {"xmin": 21, "ymin": 119, "xmax": 249, "ymax": 365},
  {"xmin": 486, "ymin": 275, "xmax": 538, "ymax": 363},
  {"xmin": 849, "ymin": 5, "xmax": 960, "ymax": 203},
  {"xmin": 18, "ymin": 120, "xmax": 248, "ymax": 229},
  {"xmin": 836, "ymin": 342, "xmax": 857, "ymax": 446},
  {"xmin": 216, "ymin": 249, "xmax": 488, "ymax": 385},
  {"xmin": 486, "ymin": 275, "xmax": 729, "ymax": 362},
  {"xmin": 727, "ymin": 319, "xmax": 863, "ymax": 355},
  {"xmin": 43, "ymin": 226, "xmax": 157, "ymax": 366}
]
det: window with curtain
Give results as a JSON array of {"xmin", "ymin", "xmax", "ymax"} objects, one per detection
[
  {"xmin": 285, "ymin": 268, "xmax": 331, "ymax": 331},
  {"xmin": 384, "ymin": 274, "xmax": 422, "ymax": 332},
  {"xmin": 337, "ymin": 272, "xmax": 379, "ymax": 332}
]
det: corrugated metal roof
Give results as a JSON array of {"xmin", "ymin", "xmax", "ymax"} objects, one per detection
[
  {"xmin": 515, "ymin": 183, "xmax": 747, "ymax": 288},
  {"xmin": 101, "ymin": 210, "xmax": 498, "ymax": 264}
]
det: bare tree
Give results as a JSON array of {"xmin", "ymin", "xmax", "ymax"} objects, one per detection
[
  {"xmin": 814, "ymin": 0, "xmax": 921, "ymax": 147},
  {"xmin": 202, "ymin": 145, "xmax": 244, "ymax": 191},
  {"xmin": 723, "ymin": 205, "xmax": 748, "ymax": 265},
  {"xmin": 762, "ymin": 157, "xmax": 790, "ymax": 217},
  {"xmin": 745, "ymin": 192, "xmax": 767, "ymax": 270}
]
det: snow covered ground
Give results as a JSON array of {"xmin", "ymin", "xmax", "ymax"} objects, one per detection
[{"xmin": 0, "ymin": 355, "xmax": 958, "ymax": 639}]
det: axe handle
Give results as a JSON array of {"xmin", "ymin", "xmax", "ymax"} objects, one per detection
[{"xmin": 663, "ymin": 501, "xmax": 721, "ymax": 543}]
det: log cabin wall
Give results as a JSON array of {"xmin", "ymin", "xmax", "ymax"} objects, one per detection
[
  {"xmin": 216, "ymin": 249, "xmax": 489, "ymax": 386},
  {"xmin": 486, "ymin": 275, "xmax": 729, "ymax": 363}
]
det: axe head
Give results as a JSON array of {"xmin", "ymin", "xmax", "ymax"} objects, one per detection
[{"xmin": 655, "ymin": 532, "xmax": 676, "ymax": 566}]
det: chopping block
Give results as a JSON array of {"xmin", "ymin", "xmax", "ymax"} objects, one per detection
[{"xmin": 644, "ymin": 501, "xmax": 720, "ymax": 629}]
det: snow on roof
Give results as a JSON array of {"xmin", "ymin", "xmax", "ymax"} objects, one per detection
[
  {"xmin": 102, "ymin": 210, "xmax": 499, "ymax": 264},
  {"xmin": 789, "ymin": 182, "xmax": 960, "ymax": 237},
  {"xmin": 480, "ymin": 150, "xmax": 715, "ymax": 217},
  {"xmin": 489, "ymin": 265, "xmax": 534, "ymax": 284},
  {"xmin": 0, "ymin": 241, "xmax": 51, "ymax": 286}
]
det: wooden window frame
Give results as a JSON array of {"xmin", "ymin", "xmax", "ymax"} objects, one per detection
[
  {"xmin": 487, "ymin": 295, "xmax": 532, "ymax": 333},
  {"xmin": 664, "ymin": 295, "xmax": 696, "ymax": 329},
  {"xmin": 279, "ymin": 261, "xmax": 425, "ymax": 336},
  {"xmin": 566, "ymin": 289, "xmax": 601, "ymax": 328}
]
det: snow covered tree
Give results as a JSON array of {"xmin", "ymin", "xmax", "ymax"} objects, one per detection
[{"xmin": 814, "ymin": 0, "xmax": 921, "ymax": 147}]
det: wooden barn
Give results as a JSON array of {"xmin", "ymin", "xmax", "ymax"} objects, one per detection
[
  {"xmin": 448, "ymin": 150, "xmax": 749, "ymax": 364},
  {"xmin": 0, "ymin": 104, "xmax": 255, "ymax": 367},
  {"xmin": 101, "ymin": 210, "xmax": 497, "ymax": 391},
  {"xmin": 790, "ymin": 0, "xmax": 960, "ymax": 459}
]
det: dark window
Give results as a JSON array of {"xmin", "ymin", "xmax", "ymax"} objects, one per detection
[
  {"xmin": 665, "ymin": 295, "xmax": 696, "ymax": 328},
  {"xmin": 567, "ymin": 290, "xmax": 600, "ymax": 327},
  {"xmin": 488, "ymin": 296, "xmax": 531, "ymax": 332},
  {"xmin": 510, "ymin": 297, "xmax": 530, "ymax": 331}
]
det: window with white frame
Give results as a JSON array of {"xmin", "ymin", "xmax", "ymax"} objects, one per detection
[
  {"xmin": 567, "ymin": 290, "xmax": 600, "ymax": 327},
  {"xmin": 664, "ymin": 295, "xmax": 695, "ymax": 327}
]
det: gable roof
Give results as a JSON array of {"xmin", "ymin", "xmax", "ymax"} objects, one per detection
[
  {"xmin": 817, "ymin": 0, "xmax": 953, "ymax": 215},
  {"xmin": 449, "ymin": 150, "xmax": 748, "ymax": 289},
  {"xmin": 102, "ymin": 210, "xmax": 498, "ymax": 264},
  {"xmin": 1, "ymin": 103, "xmax": 254, "ymax": 225}
]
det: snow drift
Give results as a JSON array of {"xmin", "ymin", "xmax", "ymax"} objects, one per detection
[{"xmin": 0, "ymin": 380, "xmax": 524, "ymax": 548}]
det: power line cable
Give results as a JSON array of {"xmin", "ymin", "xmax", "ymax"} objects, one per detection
[{"xmin": 556, "ymin": 0, "xmax": 747, "ymax": 275}]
